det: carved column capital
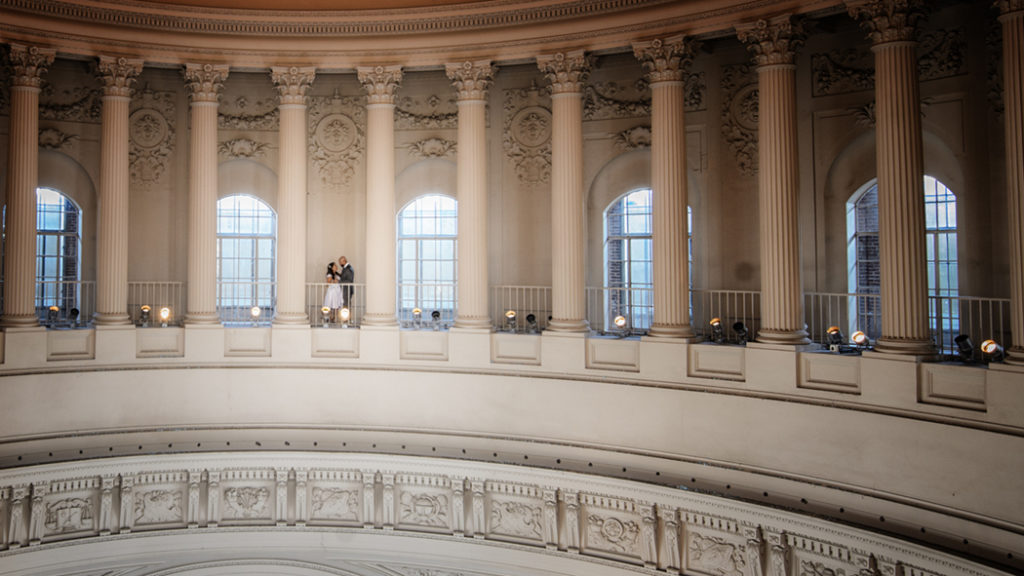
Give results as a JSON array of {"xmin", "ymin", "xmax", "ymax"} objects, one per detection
[
  {"xmin": 446, "ymin": 60, "xmax": 496, "ymax": 101},
  {"xmin": 846, "ymin": 0, "xmax": 927, "ymax": 44},
  {"xmin": 271, "ymin": 66, "xmax": 316, "ymax": 106},
  {"xmin": 96, "ymin": 56, "xmax": 143, "ymax": 98},
  {"xmin": 736, "ymin": 16, "xmax": 805, "ymax": 67},
  {"xmin": 537, "ymin": 50, "xmax": 592, "ymax": 94},
  {"xmin": 357, "ymin": 65, "xmax": 403, "ymax": 105},
  {"xmin": 633, "ymin": 35, "xmax": 700, "ymax": 83},
  {"xmin": 996, "ymin": 0, "xmax": 1024, "ymax": 16},
  {"xmin": 183, "ymin": 63, "xmax": 230, "ymax": 103},
  {"xmin": 7, "ymin": 44, "xmax": 56, "ymax": 89}
]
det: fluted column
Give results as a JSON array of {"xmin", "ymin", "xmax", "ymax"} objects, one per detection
[
  {"xmin": 446, "ymin": 61, "xmax": 496, "ymax": 330},
  {"xmin": 357, "ymin": 66, "xmax": 403, "ymax": 327},
  {"xmin": 93, "ymin": 56, "xmax": 143, "ymax": 326},
  {"xmin": 848, "ymin": 0, "xmax": 934, "ymax": 355},
  {"xmin": 634, "ymin": 36, "xmax": 698, "ymax": 339},
  {"xmin": 999, "ymin": 0, "xmax": 1024, "ymax": 364},
  {"xmin": 271, "ymin": 66, "xmax": 316, "ymax": 325},
  {"xmin": 183, "ymin": 63, "xmax": 229, "ymax": 325},
  {"xmin": 737, "ymin": 17, "xmax": 810, "ymax": 345},
  {"xmin": 1, "ymin": 45, "xmax": 55, "ymax": 328},
  {"xmin": 538, "ymin": 51, "xmax": 591, "ymax": 333}
]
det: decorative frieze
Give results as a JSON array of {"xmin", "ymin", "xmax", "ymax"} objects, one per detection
[
  {"xmin": 219, "ymin": 95, "xmax": 279, "ymax": 131},
  {"xmin": 720, "ymin": 62, "xmax": 759, "ymax": 175},
  {"xmin": 502, "ymin": 84, "xmax": 552, "ymax": 185},
  {"xmin": 396, "ymin": 474, "xmax": 451, "ymax": 531},
  {"xmin": 407, "ymin": 137, "xmax": 457, "ymax": 159},
  {"xmin": 485, "ymin": 481, "xmax": 544, "ymax": 544},
  {"xmin": 218, "ymin": 137, "xmax": 269, "ymax": 159},
  {"xmin": 39, "ymin": 85, "xmax": 102, "ymax": 123},
  {"xmin": 38, "ymin": 127, "xmax": 77, "ymax": 151},
  {"xmin": 918, "ymin": 28, "xmax": 966, "ymax": 80},
  {"xmin": 307, "ymin": 91, "xmax": 365, "ymax": 191},
  {"xmin": 129, "ymin": 87, "xmax": 176, "ymax": 192},
  {"xmin": 688, "ymin": 532, "xmax": 748, "ymax": 576}
]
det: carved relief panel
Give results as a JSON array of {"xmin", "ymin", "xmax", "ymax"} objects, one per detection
[
  {"xmin": 579, "ymin": 493, "xmax": 644, "ymax": 562},
  {"xmin": 307, "ymin": 469, "xmax": 363, "ymax": 526},
  {"xmin": 218, "ymin": 94, "xmax": 279, "ymax": 131},
  {"xmin": 129, "ymin": 87, "xmax": 176, "ymax": 192},
  {"xmin": 395, "ymin": 93, "xmax": 458, "ymax": 130},
  {"xmin": 217, "ymin": 469, "xmax": 275, "ymax": 525},
  {"xmin": 42, "ymin": 478, "xmax": 99, "ymax": 540},
  {"xmin": 787, "ymin": 532, "xmax": 862, "ymax": 576},
  {"xmin": 682, "ymin": 511, "xmax": 750, "ymax": 576},
  {"xmin": 503, "ymin": 84, "xmax": 552, "ymax": 186},
  {"xmin": 484, "ymin": 481, "xmax": 545, "ymax": 545},
  {"xmin": 583, "ymin": 74, "xmax": 706, "ymax": 121},
  {"xmin": 39, "ymin": 83, "xmax": 102, "ymax": 123},
  {"xmin": 129, "ymin": 471, "xmax": 187, "ymax": 531},
  {"xmin": 720, "ymin": 63, "xmax": 759, "ymax": 175},
  {"xmin": 395, "ymin": 474, "xmax": 451, "ymax": 532},
  {"xmin": 307, "ymin": 91, "xmax": 365, "ymax": 192}
]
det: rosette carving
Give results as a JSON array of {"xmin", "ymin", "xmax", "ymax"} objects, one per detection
[
  {"xmin": 129, "ymin": 87, "xmax": 176, "ymax": 191},
  {"xmin": 720, "ymin": 63, "xmax": 759, "ymax": 175},
  {"xmin": 308, "ymin": 91, "xmax": 365, "ymax": 191},
  {"xmin": 503, "ymin": 84, "xmax": 552, "ymax": 185}
]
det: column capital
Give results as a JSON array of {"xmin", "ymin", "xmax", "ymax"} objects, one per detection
[
  {"xmin": 996, "ymin": 0, "xmax": 1024, "ymax": 16},
  {"xmin": 445, "ymin": 60, "xmax": 496, "ymax": 101},
  {"xmin": 357, "ymin": 65, "xmax": 403, "ymax": 105},
  {"xmin": 632, "ymin": 35, "xmax": 700, "ymax": 83},
  {"xmin": 537, "ymin": 50, "xmax": 592, "ymax": 95},
  {"xmin": 846, "ymin": 0, "xmax": 926, "ymax": 45},
  {"xmin": 96, "ymin": 56, "xmax": 143, "ymax": 98},
  {"xmin": 271, "ymin": 66, "xmax": 316, "ymax": 106},
  {"xmin": 183, "ymin": 63, "xmax": 230, "ymax": 103},
  {"xmin": 7, "ymin": 43, "xmax": 56, "ymax": 89},
  {"xmin": 736, "ymin": 16, "xmax": 805, "ymax": 67}
]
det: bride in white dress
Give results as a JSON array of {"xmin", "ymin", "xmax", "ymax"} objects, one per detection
[{"xmin": 323, "ymin": 262, "xmax": 344, "ymax": 322}]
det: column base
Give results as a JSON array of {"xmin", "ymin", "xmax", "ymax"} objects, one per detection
[
  {"xmin": 273, "ymin": 312, "xmax": 309, "ymax": 326},
  {"xmin": 546, "ymin": 318, "xmax": 589, "ymax": 333},
  {"xmin": 755, "ymin": 328, "xmax": 811, "ymax": 346},
  {"xmin": 1004, "ymin": 347, "xmax": 1024, "ymax": 366},
  {"xmin": 362, "ymin": 313, "xmax": 398, "ymax": 327},
  {"xmin": 184, "ymin": 312, "xmax": 220, "ymax": 325},
  {"xmin": 454, "ymin": 315, "xmax": 492, "ymax": 331},
  {"xmin": 93, "ymin": 312, "xmax": 131, "ymax": 326},
  {"xmin": 872, "ymin": 336, "xmax": 936, "ymax": 357},
  {"xmin": 647, "ymin": 323, "xmax": 697, "ymax": 340},
  {"xmin": 1, "ymin": 314, "xmax": 39, "ymax": 328}
]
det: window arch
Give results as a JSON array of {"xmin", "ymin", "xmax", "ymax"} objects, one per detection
[
  {"xmin": 397, "ymin": 194, "xmax": 457, "ymax": 324},
  {"xmin": 847, "ymin": 176, "xmax": 959, "ymax": 343},
  {"xmin": 35, "ymin": 187, "xmax": 82, "ymax": 317},
  {"xmin": 604, "ymin": 189, "xmax": 653, "ymax": 331},
  {"xmin": 217, "ymin": 194, "xmax": 276, "ymax": 323}
]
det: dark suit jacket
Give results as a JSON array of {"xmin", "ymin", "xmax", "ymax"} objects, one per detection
[{"xmin": 339, "ymin": 264, "xmax": 355, "ymax": 303}]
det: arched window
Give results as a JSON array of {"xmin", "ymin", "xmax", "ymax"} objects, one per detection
[
  {"xmin": 35, "ymin": 187, "xmax": 81, "ymax": 316},
  {"xmin": 397, "ymin": 194, "xmax": 457, "ymax": 324},
  {"xmin": 604, "ymin": 189, "xmax": 653, "ymax": 331},
  {"xmin": 217, "ymin": 195, "xmax": 276, "ymax": 323},
  {"xmin": 847, "ymin": 176, "xmax": 959, "ymax": 343}
]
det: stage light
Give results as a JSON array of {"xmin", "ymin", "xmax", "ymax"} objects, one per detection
[
  {"xmin": 159, "ymin": 307, "xmax": 171, "ymax": 327},
  {"xmin": 339, "ymin": 307, "xmax": 351, "ymax": 327},
  {"xmin": 827, "ymin": 326, "xmax": 844, "ymax": 352},
  {"xmin": 140, "ymin": 305, "xmax": 151, "ymax": 327},
  {"xmin": 47, "ymin": 305, "xmax": 59, "ymax": 324},
  {"xmin": 733, "ymin": 321, "xmax": 748, "ymax": 344},
  {"xmin": 321, "ymin": 306, "xmax": 331, "ymax": 326},
  {"xmin": 69, "ymin": 307, "xmax": 80, "ymax": 327},
  {"xmin": 851, "ymin": 330, "xmax": 868, "ymax": 350},
  {"xmin": 954, "ymin": 334, "xmax": 974, "ymax": 363},
  {"xmin": 250, "ymin": 306, "xmax": 261, "ymax": 326},
  {"xmin": 526, "ymin": 313, "xmax": 538, "ymax": 333},
  {"xmin": 432, "ymin": 310, "xmax": 441, "ymax": 331},
  {"xmin": 710, "ymin": 317, "xmax": 723, "ymax": 343},
  {"xmin": 505, "ymin": 309, "xmax": 517, "ymax": 332},
  {"xmin": 613, "ymin": 315, "xmax": 628, "ymax": 337},
  {"xmin": 981, "ymin": 339, "xmax": 1005, "ymax": 363}
]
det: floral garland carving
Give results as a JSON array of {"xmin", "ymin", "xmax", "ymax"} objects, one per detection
[
  {"xmin": 308, "ymin": 91, "xmax": 365, "ymax": 192},
  {"xmin": 502, "ymin": 84, "xmax": 552, "ymax": 186},
  {"xmin": 720, "ymin": 62, "xmax": 758, "ymax": 175},
  {"xmin": 129, "ymin": 87, "xmax": 176, "ymax": 191}
]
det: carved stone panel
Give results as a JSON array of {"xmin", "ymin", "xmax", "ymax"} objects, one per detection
[
  {"xmin": 129, "ymin": 88, "xmax": 176, "ymax": 192},
  {"xmin": 308, "ymin": 92, "xmax": 365, "ymax": 192},
  {"xmin": 38, "ymin": 127, "xmax": 78, "ymax": 151},
  {"xmin": 687, "ymin": 532, "xmax": 747, "ymax": 576},
  {"xmin": 395, "ymin": 93, "xmax": 458, "ymax": 130},
  {"xmin": 44, "ymin": 496, "xmax": 94, "ymax": 535},
  {"xmin": 133, "ymin": 489, "xmax": 183, "ymax": 526},
  {"xmin": 39, "ymin": 84, "xmax": 101, "ymax": 123},
  {"xmin": 485, "ymin": 481, "xmax": 544, "ymax": 545},
  {"xmin": 217, "ymin": 469, "xmax": 275, "ymax": 524},
  {"xmin": 219, "ymin": 94, "xmax": 279, "ymax": 131},
  {"xmin": 580, "ymin": 494, "xmax": 642, "ymax": 561},
  {"xmin": 720, "ymin": 63, "xmax": 758, "ymax": 175},
  {"xmin": 811, "ymin": 49, "xmax": 875, "ymax": 97},
  {"xmin": 310, "ymin": 487, "xmax": 360, "ymax": 523},
  {"xmin": 407, "ymin": 137, "xmax": 456, "ymax": 160},
  {"xmin": 503, "ymin": 85, "xmax": 552, "ymax": 186},
  {"xmin": 218, "ymin": 137, "xmax": 269, "ymax": 160},
  {"xmin": 396, "ymin": 474, "xmax": 451, "ymax": 532},
  {"xmin": 918, "ymin": 28, "xmax": 967, "ymax": 82}
]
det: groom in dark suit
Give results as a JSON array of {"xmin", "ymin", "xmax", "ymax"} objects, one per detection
[{"xmin": 338, "ymin": 256, "xmax": 355, "ymax": 308}]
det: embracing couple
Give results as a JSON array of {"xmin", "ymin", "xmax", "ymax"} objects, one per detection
[{"xmin": 323, "ymin": 256, "xmax": 354, "ymax": 321}]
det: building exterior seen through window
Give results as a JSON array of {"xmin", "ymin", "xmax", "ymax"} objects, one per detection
[
  {"xmin": 35, "ymin": 187, "xmax": 81, "ymax": 316},
  {"xmin": 397, "ymin": 194, "xmax": 457, "ymax": 325},
  {"xmin": 216, "ymin": 194, "xmax": 276, "ymax": 323}
]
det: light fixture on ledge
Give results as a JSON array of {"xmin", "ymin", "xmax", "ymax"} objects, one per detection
[
  {"xmin": 140, "ymin": 305, "xmax": 151, "ymax": 328},
  {"xmin": 733, "ymin": 321, "xmax": 748, "ymax": 345},
  {"xmin": 69, "ymin": 307, "xmax": 80, "ymax": 327},
  {"xmin": 505, "ymin": 309, "xmax": 517, "ymax": 332},
  {"xmin": 954, "ymin": 334, "xmax": 975, "ymax": 363},
  {"xmin": 851, "ymin": 330, "xmax": 869, "ymax": 351},
  {"xmin": 412, "ymin": 307, "xmax": 422, "ymax": 329},
  {"xmin": 321, "ymin": 306, "xmax": 331, "ymax": 327},
  {"xmin": 613, "ymin": 314, "xmax": 628, "ymax": 337},
  {"xmin": 159, "ymin": 306, "xmax": 171, "ymax": 327},
  {"xmin": 827, "ymin": 326, "xmax": 844, "ymax": 352},
  {"xmin": 981, "ymin": 339, "xmax": 1004, "ymax": 363},
  {"xmin": 526, "ymin": 313, "xmax": 538, "ymax": 333},
  {"xmin": 250, "ymin": 306, "xmax": 261, "ymax": 326},
  {"xmin": 47, "ymin": 305, "xmax": 59, "ymax": 325},
  {"xmin": 431, "ymin": 310, "xmax": 441, "ymax": 331},
  {"xmin": 709, "ymin": 317, "xmax": 723, "ymax": 343},
  {"xmin": 339, "ymin": 307, "xmax": 351, "ymax": 328}
]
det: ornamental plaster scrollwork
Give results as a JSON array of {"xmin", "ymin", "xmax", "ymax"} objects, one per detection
[
  {"xmin": 129, "ymin": 87, "xmax": 176, "ymax": 192},
  {"xmin": 395, "ymin": 93, "xmax": 458, "ymax": 130},
  {"xmin": 44, "ymin": 497, "xmax": 93, "ymax": 533},
  {"xmin": 38, "ymin": 127, "xmax": 78, "ymax": 151},
  {"xmin": 851, "ymin": 101, "xmax": 876, "ymax": 128},
  {"xmin": 133, "ymin": 489, "xmax": 183, "ymax": 525},
  {"xmin": 219, "ymin": 95, "xmax": 280, "ymax": 131},
  {"xmin": 986, "ymin": 19, "xmax": 1004, "ymax": 117},
  {"xmin": 39, "ymin": 84, "xmax": 102, "ymax": 123},
  {"xmin": 503, "ymin": 84, "xmax": 552, "ymax": 186},
  {"xmin": 311, "ymin": 487, "xmax": 360, "ymax": 521},
  {"xmin": 811, "ymin": 49, "xmax": 875, "ymax": 97},
  {"xmin": 586, "ymin": 513, "xmax": 641, "ymax": 556},
  {"xmin": 614, "ymin": 125, "xmax": 651, "ymax": 151},
  {"xmin": 399, "ymin": 491, "xmax": 449, "ymax": 528},
  {"xmin": 583, "ymin": 80, "xmax": 650, "ymax": 120},
  {"xmin": 489, "ymin": 499, "xmax": 543, "ymax": 540},
  {"xmin": 801, "ymin": 560, "xmax": 849, "ymax": 576},
  {"xmin": 720, "ymin": 62, "xmax": 759, "ymax": 175},
  {"xmin": 222, "ymin": 486, "xmax": 271, "ymax": 519},
  {"xmin": 218, "ymin": 138, "xmax": 269, "ymax": 160},
  {"xmin": 918, "ymin": 28, "xmax": 967, "ymax": 81},
  {"xmin": 308, "ymin": 91, "xmax": 365, "ymax": 192},
  {"xmin": 688, "ymin": 533, "xmax": 747, "ymax": 576},
  {"xmin": 407, "ymin": 137, "xmax": 457, "ymax": 159}
]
